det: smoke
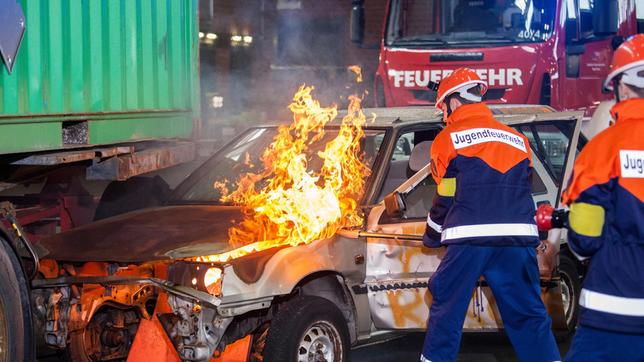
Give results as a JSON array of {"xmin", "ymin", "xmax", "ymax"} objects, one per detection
[{"xmin": 198, "ymin": 1, "xmax": 376, "ymax": 144}]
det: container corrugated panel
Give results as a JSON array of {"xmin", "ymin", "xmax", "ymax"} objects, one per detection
[{"xmin": 0, "ymin": 0, "xmax": 199, "ymax": 155}]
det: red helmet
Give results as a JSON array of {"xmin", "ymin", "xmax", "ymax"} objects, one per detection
[
  {"xmin": 604, "ymin": 34, "xmax": 644, "ymax": 91},
  {"xmin": 435, "ymin": 67, "xmax": 488, "ymax": 108}
]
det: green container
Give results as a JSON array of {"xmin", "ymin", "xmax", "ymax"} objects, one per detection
[{"xmin": 0, "ymin": 0, "xmax": 200, "ymax": 155}]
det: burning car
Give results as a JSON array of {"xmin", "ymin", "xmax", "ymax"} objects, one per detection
[{"xmin": 1, "ymin": 89, "xmax": 585, "ymax": 362}]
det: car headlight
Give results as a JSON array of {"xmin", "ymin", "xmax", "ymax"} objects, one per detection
[{"xmin": 203, "ymin": 267, "xmax": 223, "ymax": 296}]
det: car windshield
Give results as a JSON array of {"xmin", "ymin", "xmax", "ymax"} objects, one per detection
[
  {"xmin": 172, "ymin": 127, "xmax": 387, "ymax": 203},
  {"xmin": 386, "ymin": 0, "xmax": 556, "ymax": 47}
]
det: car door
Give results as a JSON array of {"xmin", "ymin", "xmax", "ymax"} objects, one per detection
[{"xmin": 363, "ymin": 111, "xmax": 583, "ymax": 332}]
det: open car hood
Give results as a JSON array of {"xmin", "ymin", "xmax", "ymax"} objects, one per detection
[{"xmin": 36, "ymin": 205, "xmax": 243, "ymax": 263}]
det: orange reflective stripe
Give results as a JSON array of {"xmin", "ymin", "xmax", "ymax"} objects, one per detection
[
  {"xmin": 562, "ymin": 144, "xmax": 615, "ymax": 205},
  {"xmin": 430, "ymin": 129, "xmax": 457, "ymax": 183}
]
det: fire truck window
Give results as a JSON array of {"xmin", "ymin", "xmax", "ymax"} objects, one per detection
[
  {"xmin": 452, "ymin": 0, "xmax": 497, "ymax": 32},
  {"xmin": 387, "ymin": 0, "xmax": 556, "ymax": 46},
  {"xmin": 579, "ymin": 0, "xmax": 594, "ymax": 38},
  {"xmin": 565, "ymin": 0, "xmax": 579, "ymax": 42},
  {"xmin": 638, "ymin": 0, "xmax": 644, "ymax": 33},
  {"xmin": 397, "ymin": 0, "xmax": 437, "ymax": 39}
]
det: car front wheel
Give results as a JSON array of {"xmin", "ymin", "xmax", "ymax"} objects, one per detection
[{"xmin": 262, "ymin": 296, "xmax": 350, "ymax": 362}]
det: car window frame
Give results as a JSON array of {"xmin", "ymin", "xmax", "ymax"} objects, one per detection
[
  {"xmin": 376, "ymin": 114, "xmax": 583, "ymax": 224},
  {"xmin": 515, "ymin": 120, "xmax": 577, "ymax": 190},
  {"xmin": 377, "ymin": 152, "xmax": 559, "ymax": 225},
  {"xmin": 169, "ymin": 125, "xmax": 395, "ymax": 207},
  {"xmin": 369, "ymin": 123, "xmax": 443, "ymax": 206}
]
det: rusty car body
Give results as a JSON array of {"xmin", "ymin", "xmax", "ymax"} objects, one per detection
[{"xmin": 29, "ymin": 105, "xmax": 586, "ymax": 361}]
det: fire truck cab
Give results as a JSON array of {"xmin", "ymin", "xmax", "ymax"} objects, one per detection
[{"xmin": 351, "ymin": 0, "xmax": 642, "ymax": 112}]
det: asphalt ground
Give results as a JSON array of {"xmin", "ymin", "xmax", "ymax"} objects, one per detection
[
  {"xmin": 350, "ymin": 332, "xmax": 572, "ymax": 362},
  {"xmin": 38, "ymin": 331, "xmax": 572, "ymax": 361}
]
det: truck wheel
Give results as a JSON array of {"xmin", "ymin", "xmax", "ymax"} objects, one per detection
[
  {"xmin": 93, "ymin": 176, "xmax": 171, "ymax": 221},
  {"xmin": 559, "ymin": 254, "xmax": 581, "ymax": 333},
  {"xmin": 263, "ymin": 296, "xmax": 349, "ymax": 362},
  {"xmin": 0, "ymin": 236, "xmax": 35, "ymax": 362}
]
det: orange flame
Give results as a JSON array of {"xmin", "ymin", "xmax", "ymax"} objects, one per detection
[
  {"xmin": 348, "ymin": 65, "xmax": 363, "ymax": 83},
  {"xmin": 197, "ymin": 85, "xmax": 370, "ymax": 263}
]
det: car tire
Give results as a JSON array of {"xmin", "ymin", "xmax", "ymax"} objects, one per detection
[
  {"xmin": 93, "ymin": 176, "xmax": 171, "ymax": 221},
  {"xmin": 66, "ymin": 330, "xmax": 91, "ymax": 362},
  {"xmin": 66, "ymin": 307, "xmax": 140, "ymax": 362},
  {"xmin": 0, "ymin": 235, "xmax": 35, "ymax": 362},
  {"xmin": 558, "ymin": 254, "xmax": 581, "ymax": 335},
  {"xmin": 262, "ymin": 296, "xmax": 350, "ymax": 362}
]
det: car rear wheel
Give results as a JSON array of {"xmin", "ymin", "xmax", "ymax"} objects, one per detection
[
  {"xmin": 263, "ymin": 296, "xmax": 349, "ymax": 362},
  {"xmin": 0, "ymin": 236, "xmax": 35, "ymax": 362},
  {"xmin": 559, "ymin": 254, "xmax": 581, "ymax": 333}
]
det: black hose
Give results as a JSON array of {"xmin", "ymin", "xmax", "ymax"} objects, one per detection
[{"xmin": 0, "ymin": 202, "xmax": 40, "ymax": 281}]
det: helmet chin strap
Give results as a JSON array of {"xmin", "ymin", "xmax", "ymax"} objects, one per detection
[
  {"xmin": 613, "ymin": 78, "xmax": 621, "ymax": 103},
  {"xmin": 442, "ymin": 98, "xmax": 454, "ymax": 124},
  {"xmin": 446, "ymin": 99, "xmax": 454, "ymax": 117}
]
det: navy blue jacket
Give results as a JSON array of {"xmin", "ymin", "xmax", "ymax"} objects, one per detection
[
  {"xmin": 424, "ymin": 103, "xmax": 539, "ymax": 248},
  {"xmin": 562, "ymin": 99, "xmax": 644, "ymax": 334}
]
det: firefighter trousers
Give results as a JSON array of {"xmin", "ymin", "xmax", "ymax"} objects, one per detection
[
  {"xmin": 420, "ymin": 244, "xmax": 560, "ymax": 362},
  {"xmin": 566, "ymin": 325, "xmax": 644, "ymax": 362}
]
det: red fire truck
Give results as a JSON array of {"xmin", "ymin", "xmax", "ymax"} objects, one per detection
[{"xmin": 351, "ymin": 0, "xmax": 641, "ymax": 112}]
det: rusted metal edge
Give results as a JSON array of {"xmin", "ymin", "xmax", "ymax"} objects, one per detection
[
  {"xmin": 32, "ymin": 275, "xmax": 220, "ymax": 308},
  {"xmin": 86, "ymin": 142, "xmax": 196, "ymax": 181},
  {"xmin": 10, "ymin": 146, "xmax": 134, "ymax": 166}
]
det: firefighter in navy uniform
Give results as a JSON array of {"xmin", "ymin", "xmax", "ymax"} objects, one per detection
[
  {"xmin": 420, "ymin": 68, "xmax": 560, "ymax": 362},
  {"xmin": 538, "ymin": 35, "xmax": 644, "ymax": 362}
]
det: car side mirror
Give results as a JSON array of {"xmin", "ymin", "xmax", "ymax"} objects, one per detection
[
  {"xmin": 350, "ymin": 0, "xmax": 365, "ymax": 44},
  {"xmin": 384, "ymin": 191, "xmax": 406, "ymax": 218}
]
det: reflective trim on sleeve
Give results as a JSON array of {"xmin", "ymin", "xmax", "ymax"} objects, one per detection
[
  {"xmin": 569, "ymin": 202, "xmax": 605, "ymax": 237},
  {"xmin": 427, "ymin": 214, "xmax": 443, "ymax": 233},
  {"xmin": 580, "ymin": 289, "xmax": 644, "ymax": 317},
  {"xmin": 567, "ymin": 243, "xmax": 590, "ymax": 261},
  {"xmin": 420, "ymin": 355, "xmax": 432, "ymax": 362},
  {"xmin": 441, "ymin": 223, "xmax": 538, "ymax": 241},
  {"xmin": 437, "ymin": 177, "xmax": 456, "ymax": 197}
]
